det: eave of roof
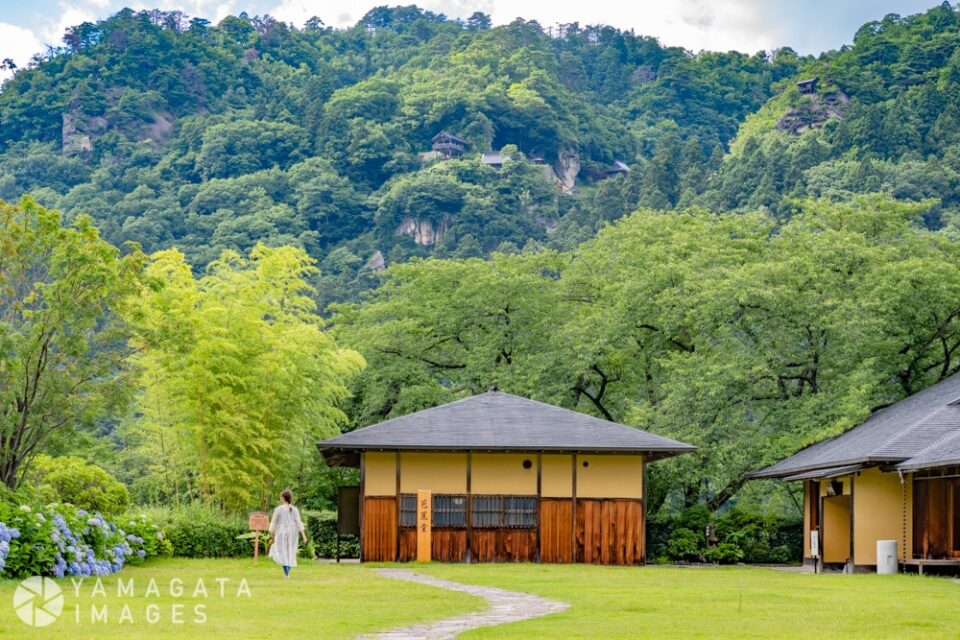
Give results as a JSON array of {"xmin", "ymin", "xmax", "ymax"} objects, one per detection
[
  {"xmin": 780, "ymin": 464, "xmax": 864, "ymax": 482},
  {"xmin": 749, "ymin": 456, "xmax": 902, "ymax": 479},
  {"xmin": 317, "ymin": 391, "xmax": 696, "ymax": 465}
]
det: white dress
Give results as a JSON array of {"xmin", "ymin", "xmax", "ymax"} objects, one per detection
[{"xmin": 268, "ymin": 504, "xmax": 305, "ymax": 567}]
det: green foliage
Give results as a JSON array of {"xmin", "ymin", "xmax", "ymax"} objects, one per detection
[
  {"xmin": 0, "ymin": 6, "xmax": 799, "ymax": 294},
  {"xmin": 0, "ymin": 493, "xmax": 169, "ymax": 578},
  {"xmin": 149, "ymin": 506, "xmax": 249, "ymax": 558},
  {"xmin": 652, "ymin": 506, "xmax": 800, "ymax": 564},
  {"xmin": 305, "ymin": 510, "xmax": 360, "ymax": 559},
  {"xmin": 0, "ymin": 197, "xmax": 145, "ymax": 490},
  {"xmin": 665, "ymin": 528, "xmax": 702, "ymax": 562},
  {"xmin": 27, "ymin": 455, "xmax": 130, "ymax": 515},
  {"xmin": 335, "ymin": 196, "xmax": 960, "ymax": 518},
  {"xmin": 703, "ymin": 542, "xmax": 745, "ymax": 565},
  {"xmin": 707, "ymin": 4, "xmax": 960, "ymax": 222},
  {"xmin": 125, "ymin": 244, "xmax": 364, "ymax": 511}
]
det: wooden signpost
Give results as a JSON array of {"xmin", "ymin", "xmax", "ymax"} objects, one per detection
[
  {"xmin": 249, "ymin": 511, "xmax": 270, "ymax": 560},
  {"xmin": 416, "ymin": 490, "xmax": 431, "ymax": 562}
]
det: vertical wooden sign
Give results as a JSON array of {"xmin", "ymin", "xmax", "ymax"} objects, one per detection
[{"xmin": 417, "ymin": 490, "xmax": 432, "ymax": 562}]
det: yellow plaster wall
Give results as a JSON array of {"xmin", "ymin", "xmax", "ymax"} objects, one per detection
[
  {"xmin": 399, "ymin": 453, "xmax": 467, "ymax": 493},
  {"xmin": 853, "ymin": 467, "xmax": 908, "ymax": 564},
  {"xmin": 471, "ymin": 453, "xmax": 537, "ymax": 494},
  {"xmin": 577, "ymin": 455, "xmax": 644, "ymax": 499},
  {"xmin": 364, "ymin": 452, "xmax": 397, "ymax": 496},
  {"xmin": 541, "ymin": 455, "xmax": 573, "ymax": 497}
]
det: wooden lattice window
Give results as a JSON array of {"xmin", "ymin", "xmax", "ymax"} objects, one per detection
[
  {"xmin": 432, "ymin": 495, "xmax": 467, "ymax": 528},
  {"xmin": 471, "ymin": 495, "xmax": 537, "ymax": 528},
  {"xmin": 504, "ymin": 496, "xmax": 537, "ymax": 528},
  {"xmin": 399, "ymin": 494, "xmax": 417, "ymax": 527},
  {"xmin": 472, "ymin": 496, "xmax": 502, "ymax": 528}
]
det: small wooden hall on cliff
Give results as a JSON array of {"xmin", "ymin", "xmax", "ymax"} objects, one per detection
[{"xmin": 318, "ymin": 390, "xmax": 695, "ymax": 564}]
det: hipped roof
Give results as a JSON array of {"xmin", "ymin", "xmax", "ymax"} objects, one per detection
[
  {"xmin": 318, "ymin": 391, "xmax": 695, "ymax": 464},
  {"xmin": 432, "ymin": 130, "xmax": 467, "ymax": 144},
  {"xmin": 751, "ymin": 372, "xmax": 960, "ymax": 480}
]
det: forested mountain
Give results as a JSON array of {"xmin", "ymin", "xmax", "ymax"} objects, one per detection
[{"xmin": 0, "ymin": 5, "xmax": 802, "ymax": 305}]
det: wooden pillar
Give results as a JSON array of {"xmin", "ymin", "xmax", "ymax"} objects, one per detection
[
  {"xmin": 536, "ymin": 452, "xmax": 542, "ymax": 564},
  {"xmin": 359, "ymin": 454, "xmax": 366, "ymax": 562},
  {"xmin": 571, "ymin": 453, "xmax": 578, "ymax": 564},
  {"xmin": 817, "ymin": 488, "xmax": 824, "ymax": 573},
  {"xmin": 466, "ymin": 451, "xmax": 473, "ymax": 564},
  {"xmin": 395, "ymin": 452, "xmax": 401, "ymax": 562}
]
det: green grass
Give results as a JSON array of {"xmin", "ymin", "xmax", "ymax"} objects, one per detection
[
  {"xmin": 413, "ymin": 564, "xmax": 960, "ymax": 639},
  {"xmin": 3, "ymin": 561, "xmax": 958, "ymax": 639},
  {"xmin": 0, "ymin": 558, "xmax": 483, "ymax": 639}
]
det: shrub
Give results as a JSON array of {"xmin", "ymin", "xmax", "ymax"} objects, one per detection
[
  {"xmin": 651, "ymin": 506, "xmax": 802, "ymax": 564},
  {"xmin": 0, "ymin": 496, "xmax": 168, "ymax": 578},
  {"xmin": 704, "ymin": 542, "xmax": 745, "ymax": 564},
  {"xmin": 305, "ymin": 510, "xmax": 359, "ymax": 559},
  {"xmin": 151, "ymin": 506, "xmax": 249, "ymax": 558},
  {"xmin": 28, "ymin": 455, "xmax": 130, "ymax": 515},
  {"xmin": 666, "ymin": 527, "xmax": 702, "ymax": 562}
]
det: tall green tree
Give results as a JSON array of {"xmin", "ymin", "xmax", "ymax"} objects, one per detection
[
  {"xmin": 128, "ymin": 244, "xmax": 364, "ymax": 510},
  {"xmin": 0, "ymin": 197, "xmax": 145, "ymax": 489}
]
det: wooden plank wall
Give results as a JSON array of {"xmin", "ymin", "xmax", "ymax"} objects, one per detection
[
  {"xmin": 369, "ymin": 496, "xmax": 645, "ymax": 564},
  {"xmin": 399, "ymin": 529, "xmax": 466, "ymax": 562},
  {"xmin": 540, "ymin": 499, "xmax": 574, "ymax": 563},
  {"xmin": 914, "ymin": 478, "xmax": 951, "ymax": 559},
  {"xmin": 471, "ymin": 530, "xmax": 538, "ymax": 562},
  {"xmin": 576, "ymin": 499, "xmax": 644, "ymax": 565},
  {"xmin": 362, "ymin": 497, "xmax": 398, "ymax": 561}
]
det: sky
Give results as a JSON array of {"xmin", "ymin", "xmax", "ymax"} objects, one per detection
[{"xmin": 0, "ymin": 0, "xmax": 944, "ymax": 80}]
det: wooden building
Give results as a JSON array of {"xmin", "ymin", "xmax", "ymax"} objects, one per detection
[
  {"xmin": 752, "ymin": 373, "xmax": 960, "ymax": 573},
  {"xmin": 431, "ymin": 131, "xmax": 467, "ymax": 158},
  {"xmin": 318, "ymin": 390, "xmax": 695, "ymax": 564},
  {"xmin": 797, "ymin": 77, "xmax": 818, "ymax": 95},
  {"xmin": 480, "ymin": 151, "xmax": 510, "ymax": 170}
]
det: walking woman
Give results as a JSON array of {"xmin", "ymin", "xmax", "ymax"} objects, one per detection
[{"xmin": 268, "ymin": 489, "xmax": 308, "ymax": 577}]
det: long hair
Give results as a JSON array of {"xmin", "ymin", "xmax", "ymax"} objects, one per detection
[{"xmin": 281, "ymin": 489, "xmax": 293, "ymax": 512}]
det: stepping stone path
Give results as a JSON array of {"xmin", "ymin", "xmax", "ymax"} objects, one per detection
[{"xmin": 362, "ymin": 568, "xmax": 569, "ymax": 640}]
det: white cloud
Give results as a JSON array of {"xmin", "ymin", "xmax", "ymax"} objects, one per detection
[
  {"xmin": 0, "ymin": 22, "xmax": 43, "ymax": 82},
  {"xmin": 268, "ymin": 0, "xmax": 779, "ymax": 52},
  {"xmin": 37, "ymin": 3, "xmax": 99, "ymax": 48},
  {"xmin": 124, "ymin": 0, "xmax": 237, "ymax": 23}
]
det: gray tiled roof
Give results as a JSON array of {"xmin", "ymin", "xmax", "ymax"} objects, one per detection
[
  {"xmin": 480, "ymin": 152, "xmax": 509, "ymax": 165},
  {"xmin": 898, "ymin": 430, "xmax": 960, "ymax": 470},
  {"xmin": 318, "ymin": 391, "xmax": 695, "ymax": 457},
  {"xmin": 752, "ymin": 372, "xmax": 960, "ymax": 478}
]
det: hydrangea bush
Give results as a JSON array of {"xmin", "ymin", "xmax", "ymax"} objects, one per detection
[{"xmin": 0, "ymin": 501, "xmax": 171, "ymax": 579}]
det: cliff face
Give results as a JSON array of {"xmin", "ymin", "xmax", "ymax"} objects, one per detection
[
  {"xmin": 395, "ymin": 214, "xmax": 451, "ymax": 246},
  {"xmin": 553, "ymin": 150, "xmax": 580, "ymax": 193},
  {"xmin": 776, "ymin": 92, "xmax": 849, "ymax": 135},
  {"xmin": 62, "ymin": 107, "xmax": 174, "ymax": 156}
]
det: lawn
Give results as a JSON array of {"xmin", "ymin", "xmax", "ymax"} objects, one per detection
[
  {"xmin": 412, "ymin": 563, "xmax": 960, "ymax": 639},
  {"xmin": 2, "ymin": 561, "xmax": 958, "ymax": 639},
  {"xmin": 0, "ymin": 558, "xmax": 483, "ymax": 639}
]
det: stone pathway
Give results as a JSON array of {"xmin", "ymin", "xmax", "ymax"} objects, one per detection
[{"xmin": 361, "ymin": 568, "xmax": 569, "ymax": 640}]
